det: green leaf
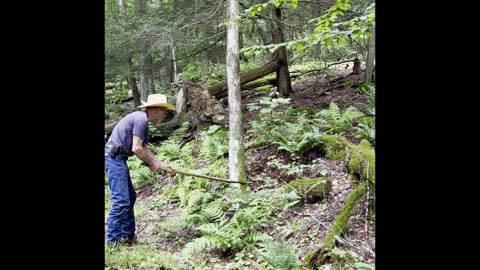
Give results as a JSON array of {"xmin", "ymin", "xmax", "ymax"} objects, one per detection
[
  {"xmin": 325, "ymin": 38, "xmax": 332, "ymax": 46},
  {"xmin": 291, "ymin": 0, "xmax": 298, "ymax": 9},
  {"xmin": 256, "ymin": 6, "xmax": 262, "ymax": 12},
  {"xmin": 354, "ymin": 262, "xmax": 375, "ymax": 270},
  {"xmin": 295, "ymin": 42, "xmax": 303, "ymax": 50},
  {"xmin": 249, "ymin": 10, "xmax": 256, "ymax": 17},
  {"xmin": 274, "ymin": 1, "xmax": 281, "ymax": 8},
  {"xmin": 260, "ymin": 108, "xmax": 273, "ymax": 114}
]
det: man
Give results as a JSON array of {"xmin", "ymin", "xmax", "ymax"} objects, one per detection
[{"xmin": 105, "ymin": 94, "xmax": 175, "ymax": 246}]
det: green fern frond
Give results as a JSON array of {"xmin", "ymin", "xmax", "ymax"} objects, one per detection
[
  {"xmin": 181, "ymin": 235, "xmax": 219, "ymax": 257},
  {"xmin": 342, "ymin": 106, "xmax": 364, "ymax": 123},
  {"xmin": 245, "ymin": 231, "xmax": 273, "ymax": 244},
  {"xmin": 186, "ymin": 190, "xmax": 213, "ymax": 213},
  {"xmin": 199, "ymin": 125, "xmax": 229, "ymax": 159},
  {"xmin": 200, "ymin": 198, "xmax": 225, "ymax": 222},
  {"xmin": 355, "ymin": 122, "xmax": 375, "ymax": 143},
  {"xmin": 185, "ymin": 213, "xmax": 208, "ymax": 225},
  {"xmin": 197, "ymin": 223, "xmax": 222, "ymax": 235},
  {"xmin": 255, "ymin": 241, "xmax": 300, "ymax": 270},
  {"xmin": 318, "ymin": 102, "xmax": 364, "ymax": 133},
  {"xmin": 155, "ymin": 121, "xmax": 190, "ymax": 161},
  {"xmin": 176, "ymin": 185, "xmax": 190, "ymax": 207}
]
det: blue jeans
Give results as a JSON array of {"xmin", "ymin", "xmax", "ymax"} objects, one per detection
[{"xmin": 105, "ymin": 149, "xmax": 137, "ymax": 245}]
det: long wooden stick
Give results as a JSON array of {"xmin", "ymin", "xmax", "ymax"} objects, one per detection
[{"xmin": 172, "ymin": 168, "xmax": 245, "ymax": 184}]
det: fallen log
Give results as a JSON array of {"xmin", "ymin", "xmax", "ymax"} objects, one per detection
[{"xmin": 208, "ymin": 60, "xmax": 279, "ymax": 97}]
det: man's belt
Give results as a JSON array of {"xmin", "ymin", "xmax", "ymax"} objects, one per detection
[{"xmin": 105, "ymin": 144, "xmax": 125, "ymax": 154}]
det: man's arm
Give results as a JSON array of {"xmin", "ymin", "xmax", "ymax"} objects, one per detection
[{"xmin": 132, "ymin": 134, "xmax": 173, "ymax": 173}]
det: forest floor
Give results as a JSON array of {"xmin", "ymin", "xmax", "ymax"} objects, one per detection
[{"xmin": 105, "ymin": 67, "xmax": 375, "ymax": 269}]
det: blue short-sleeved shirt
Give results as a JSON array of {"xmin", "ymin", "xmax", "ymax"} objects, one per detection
[{"xmin": 107, "ymin": 111, "xmax": 149, "ymax": 156}]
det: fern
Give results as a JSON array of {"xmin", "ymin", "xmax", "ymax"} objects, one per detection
[
  {"xmin": 182, "ymin": 235, "xmax": 219, "ymax": 257},
  {"xmin": 200, "ymin": 198, "xmax": 225, "ymax": 222},
  {"xmin": 245, "ymin": 231, "xmax": 273, "ymax": 244},
  {"xmin": 156, "ymin": 121, "xmax": 190, "ymax": 162},
  {"xmin": 247, "ymin": 98, "xmax": 324, "ymax": 154},
  {"xmin": 186, "ymin": 190, "xmax": 213, "ymax": 214},
  {"xmin": 197, "ymin": 223, "xmax": 222, "ymax": 235},
  {"xmin": 254, "ymin": 241, "xmax": 299, "ymax": 270},
  {"xmin": 184, "ymin": 213, "xmax": 208, "ymax": 225},
  {"xmin": 176, "ymin": 184, "xmax": 190, "ymax": 207},
  {"xmin": 199, "ymin": 125, "xmax": 229, "ymax": 159},
  {"xmin": 355, "ymin": 120, "xmax": 375, "ymax": 144},
  {"xmin": 127, "ymin": 156, "xmax": 156, "ymax": 188},
  {"xmin": 318, "ymin": 102, "xmax": 364, "ymax": 133}
]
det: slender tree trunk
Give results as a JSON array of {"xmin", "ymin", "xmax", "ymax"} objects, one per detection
[
  {"xmin": 202, "ymin": 49, "xmax": 209, "ymax": 78},
  {"xmin": 139, "ymin": 49, "xmax": 155, "ymax": 100},
  {"xmin": 253, "ymin": 18, "xmax": 273, "ymax": 63},
  {"xmin": 137, "ymin": 0, "xmax": 155, "ymax": 101},
  {"xmin": 119, "ymin": 0, "xmax": 140, "ymax": 109},
  {"xmin": 269, "ymin": 6, "xmax": 292, "ymax": 97},
  {"xmin": 227, "ymin": 0, "xmax": 247, "ymax": 187},
  {"xmin": 365, "ymin": 27, "xmax": 375, "ymax": 83},
  {"xmin": 239, "ymin": 31, "xmax": 248, "ymax": 63},
  {"xmin": 128, "ymin": 58, "xmax": 141, "ymax": 109},
  {"xmin": 159, "ymin": 50, "xmax": 170, "ymax": 89},
  {"xmin": 152, "ymin": 0, "xmax": 171, "ymax": 90},
  {"xmin": 172, "ymin": 46, "xmax": 178, "ymax": 83}
]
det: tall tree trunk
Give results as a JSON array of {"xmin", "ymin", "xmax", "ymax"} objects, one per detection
[
  {"xmin": 139, "ymin": 49, "xmax": 155, "ymax": 100},
  {"xmin": 137, "ymin": 0, "xmax": 155, "ymax": 101},
  {"xmin": 128, "ymin": 58, "xmax": 141, "ymax": 109},
  {"xmin": 172, "ymin": 46, "xmax": 178, "ymax": 83},
  {"xmin": 152, "ymin": 0, "xmax": 171, "ymax": 90},
  {"xmin": 269, "ymin": 6, "xmax": 292, "ymax": 97},
  {"xmin": 202, "ymin": 49, "xmax": 209, "ymax": 78},
  {"xmin": 227, "ymin": 0, "xmax": 247, "ymax": 187},
  {"xmin": 119, "ymin": 0, "xmax": 140, "ymax": 109},
  {"xmin": 239, "ymin": 31, "xmax": 248, "ymax": 63},
  {"xmin": 365, "ymin": 27, "xmax": 375, "ymax": 83},
  {"xmin": 158, "ymin": 49, "xmax": 171, "ymax": 89},
  {"xmin": 253, "ymin": 18, "xmax": 273, "ymax": 63}
]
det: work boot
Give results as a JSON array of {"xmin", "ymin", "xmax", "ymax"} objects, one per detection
[{"xmin": 120, "ymin": 234, "xmax": 138, "ymax": 245}]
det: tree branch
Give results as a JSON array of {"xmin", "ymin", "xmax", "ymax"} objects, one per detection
[{"xmin": 172, "ymin": 168, "xmax": 246, "ymax": 184}]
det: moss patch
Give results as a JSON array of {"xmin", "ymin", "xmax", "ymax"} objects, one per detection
[
  {"xmin": 321, "ymin": 135, "xmax": 347, "ymax": 160},
  {"xmin": 243, "ymin": 74, "xmax": 277, "ymax": 87},
  {"xmin": 348, "ymin": 140, "xmax": 375, "ymax": 187},
  {"xmin": 305, "ymin": 182, "xmax": 367, "ymax": 267},
  {"xmin": 321, "ymin": 136, "xmax": 375, "ymax": 187},
  {"xmin": 284, "ymin": 177, "xmax": 332, "ymax": 203},
  {"xmin": 253, "ymin": 85, "xmax": 273, "ymax": 92}
]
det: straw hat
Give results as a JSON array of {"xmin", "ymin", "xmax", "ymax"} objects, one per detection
[{"xmin": 138, "ymin": 94, "xmax": 176, "ymax": 111}]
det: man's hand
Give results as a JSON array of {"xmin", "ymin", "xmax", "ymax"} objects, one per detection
[
  {"xmin": 148, "ymin": 161, "xmax": 175, "ymax": 175},
  {"xmin": 159, "ymin": 162, "xmax": 174, "ymax": 174}
]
